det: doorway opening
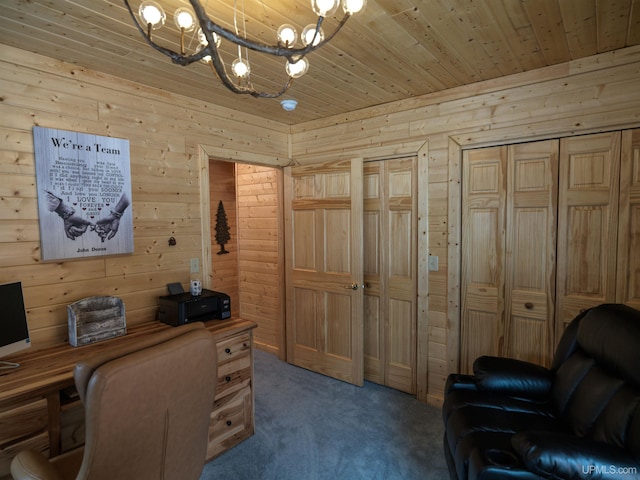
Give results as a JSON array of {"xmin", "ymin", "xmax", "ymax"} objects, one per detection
[{"xmin": 208, "ymin": 159, "xmax": 286, "ymax": 359}]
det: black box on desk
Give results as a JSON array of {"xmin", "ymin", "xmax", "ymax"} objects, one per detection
[{"xmin": 158, "ymin": 289, "xmax": 231, "ymax": 326}]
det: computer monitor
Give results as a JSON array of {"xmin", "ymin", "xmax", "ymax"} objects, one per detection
[{"xmin": 0, "ymin": 281, "xmax": 31, "ymax": 369}]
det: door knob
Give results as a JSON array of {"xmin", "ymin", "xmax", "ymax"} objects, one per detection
[{"xmin": 345, "ymin": 283, "xmax": 360, "ymax": 290}]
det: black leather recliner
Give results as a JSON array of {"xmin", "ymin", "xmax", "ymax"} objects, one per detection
[{"xmin": 443, "ymin": 304, "xmax": 640, "ymax": 479}]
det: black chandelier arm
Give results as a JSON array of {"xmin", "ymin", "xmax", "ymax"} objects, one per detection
[
  {"xmin": 202, "ymin": 37, "xmax": 296, "ymax": 98},
  {"xmin": 204, "ymin": 43, "xmax": 258, "ymax": 96},
  {"xmin": 188, "ymin": 0, "xmax": 351, "ymax": 58},
  {"xmin": 124, "ymin": 0, "xmax": 353, "ymax": 98}
]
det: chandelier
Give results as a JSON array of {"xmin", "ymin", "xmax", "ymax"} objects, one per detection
[{"xmin": 124, "ymin": 0, "xmax": 366, "ymax": 99}]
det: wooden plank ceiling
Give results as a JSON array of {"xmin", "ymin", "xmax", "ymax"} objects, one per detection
[{"xmin": 1, "ymin": 0, "xmax": 639, "ymax": 125}]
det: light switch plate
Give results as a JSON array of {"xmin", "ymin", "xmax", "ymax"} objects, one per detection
[
  {"xmin": 428, "ymin": 255, "xmax": 439, "ymax": 272},
  {"xmin": 190, "ymin": 258, "xmax": 200, "ymax": 273}
]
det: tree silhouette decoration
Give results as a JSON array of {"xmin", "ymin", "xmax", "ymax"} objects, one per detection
[{"xmin": 215, "ymin": 200, "xmax": 231, "ymax": 255}]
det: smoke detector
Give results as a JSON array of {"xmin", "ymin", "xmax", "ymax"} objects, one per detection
[{"xmin": 280, "ymin": 99, "xmax": 298, "ymax": 111}]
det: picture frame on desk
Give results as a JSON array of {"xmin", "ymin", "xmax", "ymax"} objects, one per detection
[{"xmin": 67, "ymin": 296, "xmax": 126, "ymax": 347}]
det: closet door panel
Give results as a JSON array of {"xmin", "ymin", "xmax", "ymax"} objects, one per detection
[
  {"xmin": 387, "ymin": 298, "xmax": 414, "ymax": 390},
  {"xmin": 617, "ymin": 129, "xmax": 640, "ymax": 310},
  {"xmin": 505, "ymin": 141, "xmax": 558, "ymax": 367},
  {"xmin": 461, "ymin": 146, "xmax": 507, "ymax": 373},
  {"xmin": 363, "ymin": 294, "xmax": 382, "ymax": 383},
  {"xmin": 363, "ymin": 158, "xmax": 417, "ymax": 393},
  {"xmin": 385, "ymin": 158, "xmax": 417, "ymax": 393},
  {"xmin": 556, "ymin": 132, "xmax": 620, "ymax": 338},
  {"xmin": 363, "ymin": 163, "xmax": 383, "ymax": 383}
]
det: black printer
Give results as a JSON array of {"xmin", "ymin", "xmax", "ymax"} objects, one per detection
[{"xmin": 158, "ymin": 289, "xmax": 231, "ymax": 326}]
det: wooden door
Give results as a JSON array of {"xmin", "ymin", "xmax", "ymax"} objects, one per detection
[
  {"xmin": 363, "ymin": 158, "xmax": 417, "ymax": 393},
  {"xmin": 617, "ymin": 129, "xmax": 640, "ymax": 311},
  {"xmin": 284, "ymin": 159, "xmax": 364, "ymax": 386},
  {"xmin": 504, "ymin": 141, "xmax": 558, "ymax": 367},
  {"xmin": 462, "ymin": 141, "xmax": 558, "ymax": 372},
  {"xmin": 461, "ymin": 146, "xmax": 507, "ymax": 373},
  {"xmin": 556, "ymin": 132, "xmax": 621, "ymax": 338}
]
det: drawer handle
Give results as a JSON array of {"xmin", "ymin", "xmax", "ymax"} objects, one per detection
[
  {"xmin": 226, "ymin": 420, "xmax": 232, "ymax": 427},
  {"xmin": 524, "ymin": 302, "xmax": 534, "ymax": 310},
  {"xmin": 225, "ymin": 348, "xmax": 231, "ymax": 354},
  {"xmin": 225, "ymin": 376, "xmax": 231, "ymax": 382}
]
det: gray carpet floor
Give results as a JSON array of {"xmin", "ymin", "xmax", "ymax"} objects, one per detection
[{"xmin": 200, "ymin": 350, "xmax": 448, "ymax": 480}]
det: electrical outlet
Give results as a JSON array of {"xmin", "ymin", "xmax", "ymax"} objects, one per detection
[
  {"xmin": 190, "ymin": 258, "xmax": 200, "ymax": 273},
  {"xmin": 428, "ymin": 255, "xmax": 439, "ymax": 272}
]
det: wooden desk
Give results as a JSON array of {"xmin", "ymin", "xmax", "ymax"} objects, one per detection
[{"xmin": 0, "ymin": 319, "xmax": 256, "ymax": 477}]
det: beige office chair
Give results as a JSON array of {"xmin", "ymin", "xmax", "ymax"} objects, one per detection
[{"xmin": 11, "ymin": 322, "xmax": 217, "ymax": 480}]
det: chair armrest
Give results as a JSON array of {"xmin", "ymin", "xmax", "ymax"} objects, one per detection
[
  {"xmin": 473, "ymin": 355, "xmax": 553, "ymax": 399},
  {"xmin": 512, "ymin": 431, "xmax": 640, "ymax": 480},
  {"xmin": 444, "ymin": 373, "xmax": 478, "ymax": 395},
  {"xmin": 11, "ymin": 450, "xmax": 64, "ymax": 480}
]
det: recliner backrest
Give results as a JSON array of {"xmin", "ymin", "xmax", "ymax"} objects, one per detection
[{"xmin": 550, "ymin": 304, "xmax": 640, "ymax": 462}]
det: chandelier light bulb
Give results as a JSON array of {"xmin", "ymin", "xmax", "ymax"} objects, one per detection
[
  {"xmin": 232, "ymin": 58, "xmax": 250, "ymax": 78},
  {"xmin": 138, "ymin": 1, "xmax": 165, "ymax": 29},
  {"xmin": 277, "ymin": 24, "xmax": 298, "ymax": 47},
  {"xmin": 174, "ymin": 8, "xmax": 195, "ymax": 31},
  {"xmin": 301, "ymin": 25, "xmax": 325, "ymax": 47},
  {"xmin": 198, "ymin": 28, "xmax": 221, "ymax": 48},
  {"xmin": 343, "ymin": 0, "xmax": 366, "ymax": 14},
  {"xmin": 286, "ymin": 57, "xmax": 309, "ymax": 78},
  {"xmin": 311, "ymin": 0, "xmax": 339, "ymax": 17}
]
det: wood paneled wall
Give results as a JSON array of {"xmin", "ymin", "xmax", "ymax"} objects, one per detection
[
  {"xmin": 236, "ymin": 164, "xmax": 285, "ymax": 358},
  {"xmin": 0, "ymin": 45, "xmax": 288, "ymax": 349},
  {"xmin": 291, "ymin": 45, "xmax": 640, "ymax": 404},
  {"xmin": 209, "ymin": 161, "xmax": 239, "ymax": 318},
  {"xmin": 2, "ymin": 42, "xmax": 640, "ymax": 405}
]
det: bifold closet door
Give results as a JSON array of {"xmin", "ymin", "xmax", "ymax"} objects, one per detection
[
  {"xmin": 363, "ymin": 158, "xmax": 417, "ymax": 394},
  {"xmin": 504, "ymin": 140, "xmax": 558, "ymax": 367},
  {"xmin": 461, "ymin": 146, "xmax": 507, "ymax": 373},
  {"xmin": 461, "ymin": 140, "xmax": 558, "ymax": 373},
  {"xmin": 555, "ymin": 132, "xmax": 621, "ymax": 338},
  {"xmin": 617, "ymin": 129, "xmax": 640, "ymax": 311}
]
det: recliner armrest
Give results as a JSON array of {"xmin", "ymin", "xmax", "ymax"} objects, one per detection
[
  {"xmin": 473, "ymin": 355, "xmax": 553, "ymax": 400},
  {"xmin": 512, "ymin": 431, "xmax": 640, "ymax": 480},
  {"xmin": 444, "ymin": 373, "xmax": 478, "ymax": 395}
]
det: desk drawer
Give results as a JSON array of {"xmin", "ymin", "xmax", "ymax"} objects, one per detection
[
  {"xmin": 216, "ymin": 333, "xmax": 251, "ymax": 364},
  {"xmin": 207, "ymin": 385, "xmax": 253, "ymax": 460},
  {"xmin": 0, "ymin": 398, "xmax": 49, "ymax": 477},
  {"xmin": 0, "ymin": 398, "xmax": 48, "ymax": 444},
  {"xmin": 216, "ymin": 359, "xmax": 251, "ymax": 400}
]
